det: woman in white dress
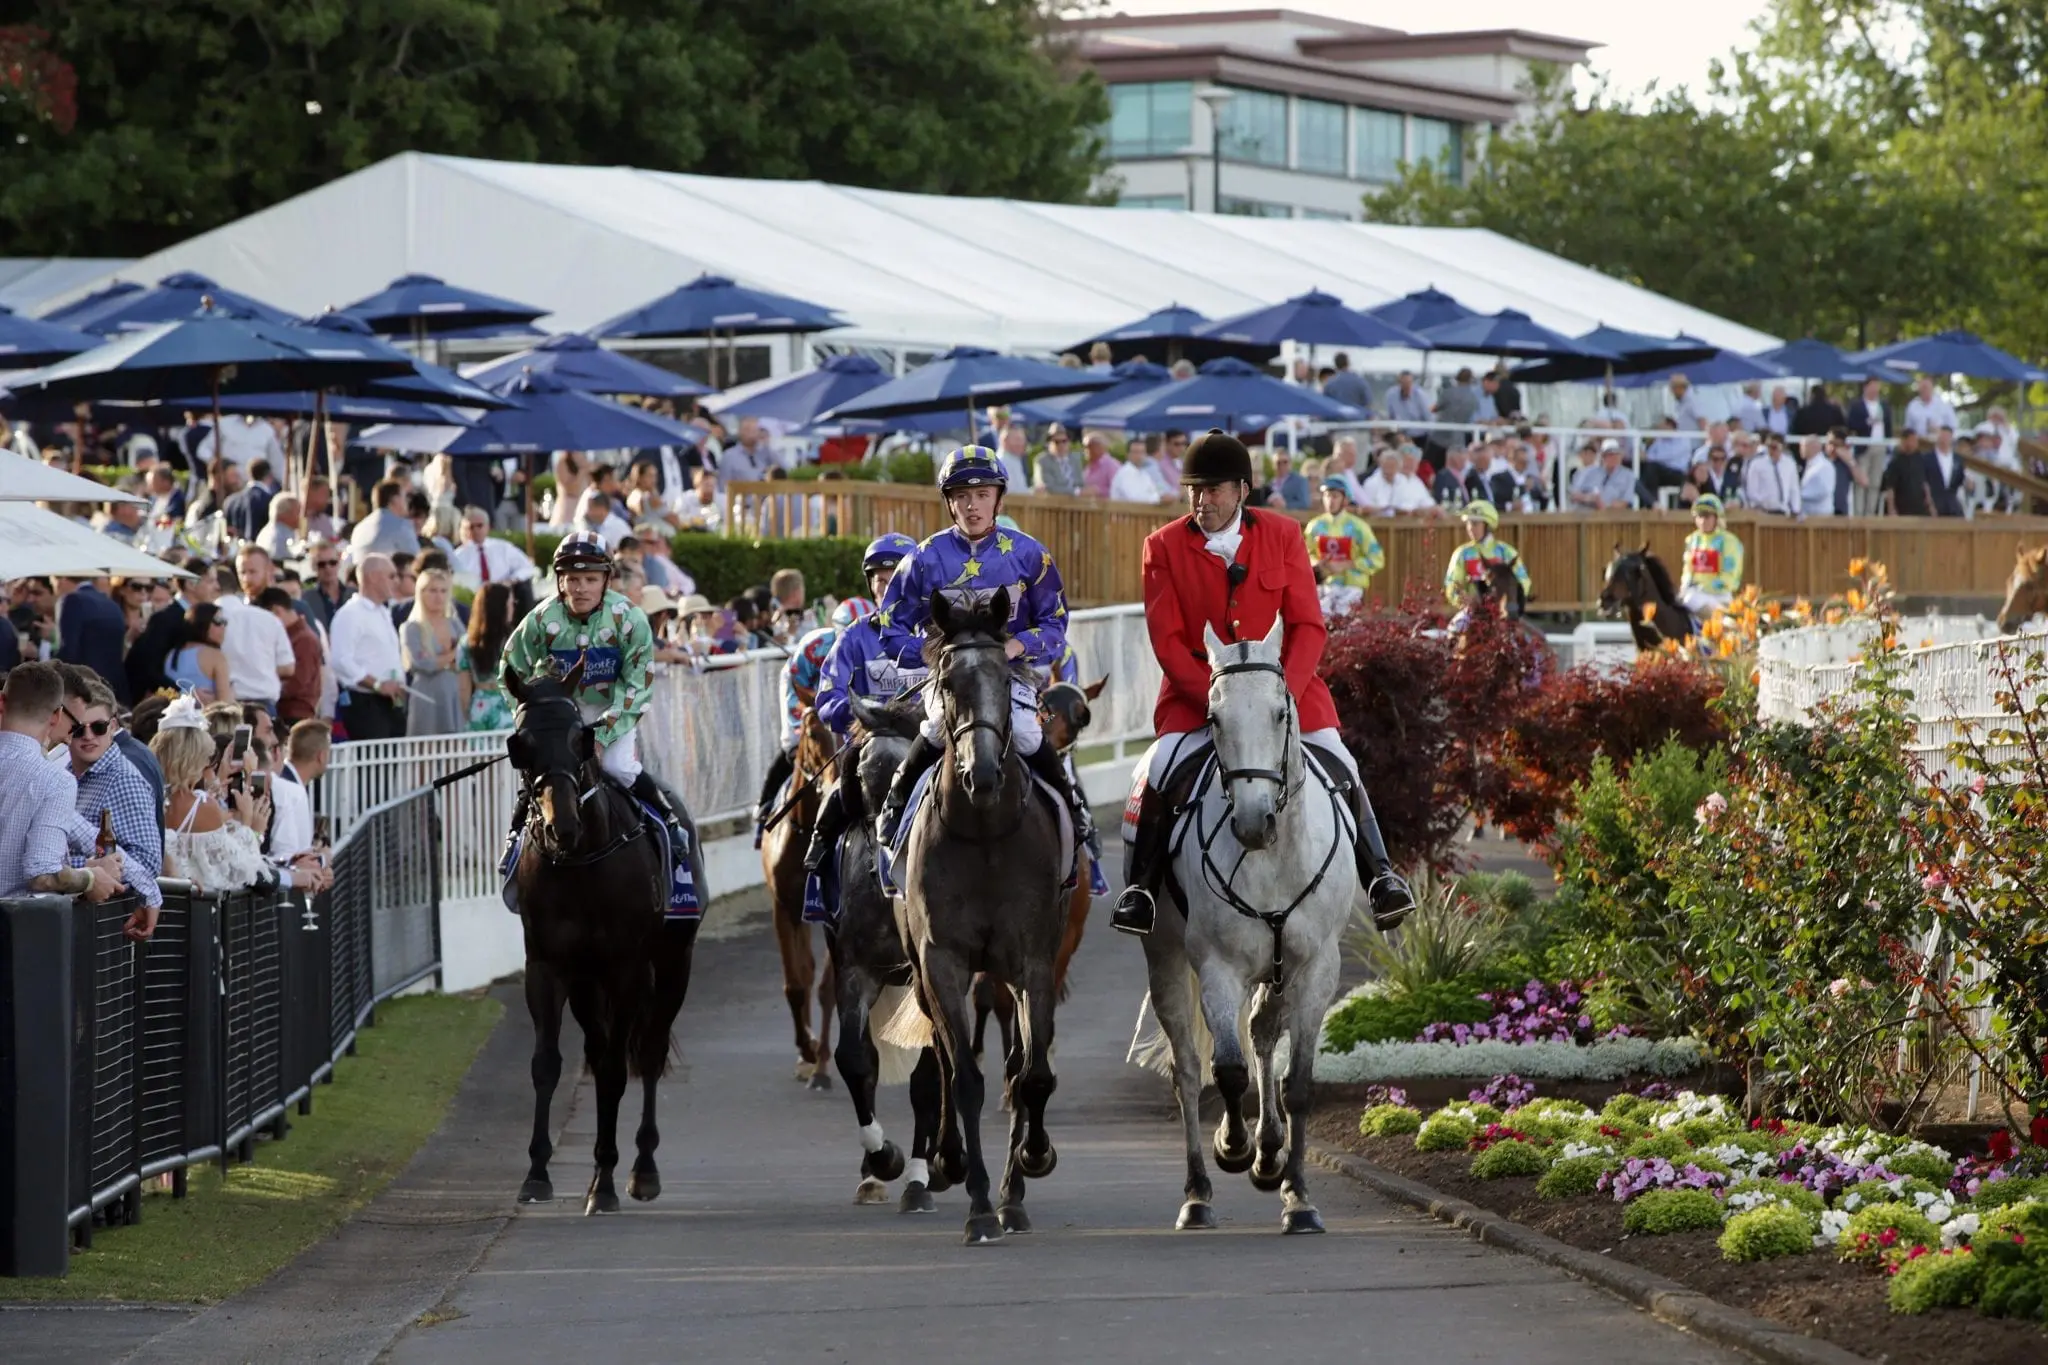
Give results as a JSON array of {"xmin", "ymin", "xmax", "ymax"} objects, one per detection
[{"xmin": 150, "ymin": 696, "xmax": 323, "ymax": 895}]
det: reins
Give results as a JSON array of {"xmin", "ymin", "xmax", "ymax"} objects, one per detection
[{"xmin": 514, "ymin": 694, "xmax": 650, "ymax": 867}]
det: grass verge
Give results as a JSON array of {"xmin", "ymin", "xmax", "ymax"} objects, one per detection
[{"xmin": 6, "ymin": 990, "xmax": 502, "ymax": 1305}]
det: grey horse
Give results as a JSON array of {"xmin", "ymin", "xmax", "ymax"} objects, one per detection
[
  {"xmin": 894, "ymin": 586, "xmax": 1069, "ymax": 1245},
  {"xmin": 1137, "ymin": 618, "xmax": 1357, "ymax": 1234}
]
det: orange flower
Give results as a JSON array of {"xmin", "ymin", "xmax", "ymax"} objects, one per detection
[{"xmin": 1848, "ymin": 557, "xmax": 1868, "ymax": 578}]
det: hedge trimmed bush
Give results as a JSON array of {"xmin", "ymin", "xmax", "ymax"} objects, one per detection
[
  {"xmin": 1884, "ymin": 1149, "xmax": 1957, "ymax": 1185},
  {"xmin": 1623, "ymin": 1188, "xmax": 1724, "ymax": 1235},
  {"xmin": 1719, "ymin": 1205, "xmax": 1814, "ymax": 1261},
  {"xmin": 1415, "ymin": 1113, "xmax": 1476, "ymax": 1153},
  {"xmin": 1889, "ymin": 1248, "xmax": 1984, "ymax": 1314},
  {"xmin": 1625, "ymin": 1132, "xmax": 1693, "ymax": 1161},
  {"xmin": 1536, "ymin": 1155, "xmax": 1611, "ymax": 1199},
  {"xmin": 1471, "ymin": 1139, "xmax": 1549, "ymax": 1180},
  {"xmin": 1358, "ymin": 1105, "xmax": 1423, "ymax": 1138},
  {"xmin": 1979, "ymin": 1200, "xmax": 2048, "ymax": 1244},
  {"xmin": 1973, "ymin": 1178, "xmax": 2048, "ymax": 1211},
  {"xmin": 502, "ymin": 530, "xmax": 870, "ymax": 603},
  {"xmin": 1838, "ymin": 1203, "xmax": 1940, "ymax": 1263},
  {"xmin": 1977, "ymin": 1237, "xmax": 2048, "ymax": 1322},
  {"xmin": 1320, "ymin": 979, "xmax": 1492, "ymax": 1054}
]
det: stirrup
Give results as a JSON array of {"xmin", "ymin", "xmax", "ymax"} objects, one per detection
[
  {"xmin": 1368, "ymin": 873, "xmax": 1416, "ymax": 931},
  {"xmin": 1112, "ymin": 886, "xmax": 1155, "ymax": 937}
]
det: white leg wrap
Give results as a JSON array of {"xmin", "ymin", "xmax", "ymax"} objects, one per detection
[
  {"xmin": 904, "ymin": 1157, "xmax": 930, "ymax": 1187},
  {"xmin": 859, "ymin": 1120, "xmax": 887, "ymax": 1154}
]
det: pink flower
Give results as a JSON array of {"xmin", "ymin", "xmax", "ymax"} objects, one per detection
[
  {"xmin": 1829, "ymin": 978, "xmax": 1851, "ymax": 998},
  {"xmin": 1923, "ymin": 869, "xmax": 1949, "ymax": 892},
  {"xmin": 1694, "ymin": 792, "xmax": 1728, "ymax": 827},
  {"xmin": 1971, "ymin": 776, "xmax": 1987, "ymax": 795}
]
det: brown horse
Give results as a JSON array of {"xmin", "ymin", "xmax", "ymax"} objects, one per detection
[
  {"xmin": 760, "ymin": 706, "xmax": 837, "ymax": 1089},
  {"xmin": 1998, "ymin": 546, "xmax": 2048, "ymax": 634}
]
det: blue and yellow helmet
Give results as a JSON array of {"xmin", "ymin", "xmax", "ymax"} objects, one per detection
[
  {"xmin": 862, "ymin": 532, "xmax": 918, "ymax": 571},
  {"xmin": 1693, "ymin": 493, "xmax": 1725, "ymax": 517},
  {"xmin": 938, "ymin": 445, "xmax": 1007, "ymax": 494},
  {"xmin": 830, "ymin": 597, "xmax": 878, "ymax": 630}
]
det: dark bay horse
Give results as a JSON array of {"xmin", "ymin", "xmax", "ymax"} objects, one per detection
[
  {"xmin": 1600, "ymin": 545, "xmax": 1693, "ymax": 651},
  {"xmin": 760, "ymin": 706, "xmax": 836, "ymax": 1088},
  {"xmin": 896, "ymin": 587, "xmax": 1069, "ymax": 1245},
  {"xmin": 506, "ymin": 666, "xmax": 696, "ymax": 1215}
]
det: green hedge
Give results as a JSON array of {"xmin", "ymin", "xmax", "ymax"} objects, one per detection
[{"xmin": 500, "ymin": 530, "xmax": 869, "ymax": 603}]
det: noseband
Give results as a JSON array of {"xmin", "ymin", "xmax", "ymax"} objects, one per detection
[{"xmin": 941, "ymin": 640, "xmax": 1016, "ymax": 765}]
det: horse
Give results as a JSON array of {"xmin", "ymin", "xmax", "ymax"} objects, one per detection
[
  {"xmin": 893, "ymin": 586, "xmax": 1070, "ymax": 1245},
  {"xmin": 1600, "ymin": 544, "xmax": 1693, "ymax": 651},
  {"xmin": 1137, "ymin": 618, "xmax": 1358, "ymax": 1235},
  {"xmin": 1998, "ymin": 546, "xmax": 2048, "ymax": 634},
  {"xmin": 505, "ymin": 664, "xmax": 697, "ymax": 1215},
  {"xmin": 759, "ymin": 705, "xmax": 837, "ymax": 1089}
]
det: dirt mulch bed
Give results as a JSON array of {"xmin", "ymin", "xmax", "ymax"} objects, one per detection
[{"xmin": 1308, "ymin": 1109, "xmax": 2048, "ymax": 1365}]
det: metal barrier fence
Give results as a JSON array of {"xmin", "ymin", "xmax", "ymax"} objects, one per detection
[{"xmin": 1, "ymin": 787, "xmax": 441, "ymax": 1278}]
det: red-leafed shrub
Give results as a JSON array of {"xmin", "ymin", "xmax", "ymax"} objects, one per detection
[
  {"xmin": 1322, "ymin": 591, "xmax": 1549, "ymax": 873},
  {"xmin": 1485, "ymin": 656, "xmax": 1727, "ymax": 844}
]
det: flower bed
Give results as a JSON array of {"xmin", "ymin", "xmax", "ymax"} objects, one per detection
[
  {"xmin": 1313, "ymin": 1034, "xmax": 1705, "ymax": 1084},
  {"xmin": 1310, "ymin": 1083, "xmax": 2048, "ymax": 1364}
]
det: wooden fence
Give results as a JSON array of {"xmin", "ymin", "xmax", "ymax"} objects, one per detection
[{"xmin": 724, "ymin": 482, "xmax": 2048, "ymax": 612}]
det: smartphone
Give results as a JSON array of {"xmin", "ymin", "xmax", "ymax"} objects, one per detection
[
  {"xmin": 231, "ymin": 724, "xmax": 252, "ymax": 762},
  {"xmin": 250, "ymin": 772, "xmax": 269, "ymax": 799}
]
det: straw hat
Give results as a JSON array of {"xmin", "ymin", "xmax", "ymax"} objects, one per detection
[
  {"xmin": 675, "ymin": 592, "xmax": 715, "ymax": 617},
  {"xmin": 639, "ymin": 585, "xmax": 680, "ymax": 615}
]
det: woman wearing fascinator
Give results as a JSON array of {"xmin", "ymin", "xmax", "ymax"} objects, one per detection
[{"xmin": 149, "ymin": 694, "xmax": 328, "ymax": 895}]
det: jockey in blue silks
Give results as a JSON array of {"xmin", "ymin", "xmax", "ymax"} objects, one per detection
[
  {"xmin": 800, "ymin": 533, "xmax": 922, "ymax": 876},
  {"xmin": 868, "ymin": 445, "xmax": 1089, "ymax": 849}
]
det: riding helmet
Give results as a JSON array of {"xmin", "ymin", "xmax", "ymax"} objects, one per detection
[
  {"xmin": 1462, "ymin": 498, "xmax": 1500, "ymax": 528},
  {"xmin": 1319, "ymin": 476, "xmax": 1350, "ymax": 493},
  {"xmin": 552, "ymin": 529, "xmax": 615, "ymax": 574},
  {"xmin": 830, "ymin": 597, "xmax": 878, "ymax": 630},
  {"xmin": 1179, "ymin": 429, "xmax": 1253, "ymax": 487},
  {"xmin": 937, "ymin": 445, "xmax": 1007, "ymax": 493},
  {"xmin": 1693, "ymin": 493, "xmax": 1725, "ymax": 517},
  {"xmin": 862, "ymin": 531, "xmax": 918, "ymax": 570}
]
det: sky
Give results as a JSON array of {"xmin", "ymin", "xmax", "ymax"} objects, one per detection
[{"xmin": 1102, "ymin": 0, "xmax": 1779, "ymax": 105}]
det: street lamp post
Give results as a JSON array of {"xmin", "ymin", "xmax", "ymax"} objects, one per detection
[{"xmin": 1194, "ymin": 86, "xmax": 1235, "ymax": 214}]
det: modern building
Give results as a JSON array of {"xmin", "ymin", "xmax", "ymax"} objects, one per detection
[{"xmin": 1065, "ymin": 8, "xmax": 1596, "ymax": 219}]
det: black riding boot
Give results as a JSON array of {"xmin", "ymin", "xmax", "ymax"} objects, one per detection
[
  {"xmin": 804, "ymin": 783, "xmax": 852, "ymax": 873},
  {"xmin": 632, "ymin": 771, "xmax": 695, "ymax": 883},
  {"xmin": 1062, "ymin": 751, "xmax": 1101, "ymax": 857},
  {"xmin": 873, "ymin": 733, "xmax": 941, "ymax": 845},
  {"xmin": 498, "ymin": 789, "xmax": 531, "ymax": 882},
  {"xmin": 754, "ymin": 748, "xmax": 796, "ymax": 846},
  {"xmin": 1112, "ymin": 781, "xmax": 1170, "ymax": 936},
  {"xmin": 1353, "ymin": 785, "xmax": 1415, "ymax": 930}
]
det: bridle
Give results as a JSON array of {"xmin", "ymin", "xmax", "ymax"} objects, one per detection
[
  {"xmin": 1208, "ymin": 654, "xmax": 1298, "ymax": 817},
  {"xmin": 513, "ymin": 694, "xmax": 646, "ymax": 866},
  {"xmin": 934, "ymin": 637, "xmax": 1026, "ymax": 842}
]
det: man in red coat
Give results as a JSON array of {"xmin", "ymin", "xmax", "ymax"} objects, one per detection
[{"xmin": 1111, "ymin": 430, "xmax": 1414, "ymax": 936}]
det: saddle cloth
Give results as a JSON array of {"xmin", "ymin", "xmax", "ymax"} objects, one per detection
[
  {"xmin": 502, "ymin": 796, "xmax": 701, "ymax": 921},
  {"xmin": 867, "ymin": 766, "xmax": 1085, "ymax": 902},
  {"xmin": 1145, "ymin": 742, "xmax": 1359, "ymax": 871}
]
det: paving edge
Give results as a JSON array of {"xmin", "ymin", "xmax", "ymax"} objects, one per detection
[{"xmin": 1308, "ymin": 1145, "xmax": 1875, "ymax": 1365}]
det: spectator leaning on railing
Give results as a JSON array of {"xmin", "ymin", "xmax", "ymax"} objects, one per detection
[
  {"xmin": 0, "ymin": 662, "xmax": 128, "ymax": 908},
  {"xmin": 56, "ymin": 669, "xmax": 163, "ymax": 936}
]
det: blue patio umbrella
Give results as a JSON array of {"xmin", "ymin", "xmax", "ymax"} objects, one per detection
[
  {"xmin": 1084, "ymin": 356, "xmax": 1367, "ymax": 434},
  {"xmin": 1365, "ymin": 286, "xmax": 1480, "ymax": 334},
  {"xmin": 297, "ymin": 312, "xmax": 513, "ymax": 409},
  {"xmin": 1193, "ymin": 289, "xmax": 1430, "ymax": 350},
  {"xmin": 1509, "ymin": 325, "xmax": 1722, "ymax": 383},
  {"xmin": 123, "ymin": 390, "xmax": 477, "ymax": 426},
  {"xmin": 1849, "ymin": 329, "xmax": 2046, "ymax": 383},
  {"xmin": 4, "ymin": 312, "xmax": 414, "ymax": 404},
  {"xmin": 1610, "ymin": 339, "xmax": 1788, "ymax": 389},
  {"xmin": 356, "ymin": 370, "xmax": 705, "ymax": 456},
  {"xmin": 820, "ymin": 346, "xmax": 1115, "ymax": 427},
  {"xmin": 38, "ymin": 270, "xmax": 299, "ymax": 335},
  {"xmin": 1749, "ymin": 338, "xmax": 1876, "ymax": 384},
  {"xmin": 591, "ymin": 273, "xmax": 846, "ymax": 389},
  {"xmin": 0, "ymin": 304, "xmax": 98, "ymax": 369},
  {"xmin": 710, "ymin": 353, "xmax": 891, "ymax": 425},
  {"xmin": 337, "ymin": 272, "xmax": 549, "ymax": 338},
  {"xmin": 1013, "ymin": 360, "xmax": 1172, "ymax": 423},
  {"xmin": 461, "ymin": 333, "xmax": 711, "ymax": 400},
  {"xmin": 1063, "ymin": 305, "xmax": 1277, "ymax": 365},
  {"xmin": 1420, "ymin": 308, "xmax": 1618, "ymax": 361}
]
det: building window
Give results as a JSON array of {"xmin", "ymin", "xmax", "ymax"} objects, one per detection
[
  {"xmin": 1107, "ymin": 82, "xmax": 1193, "ymax": 158},
  {"xmin": 1412, "ymin": 116, "xmax": 1464, "ymax": 184},
  {"xmin": 1216, "ymin": 87, "xmax": 1288, "ymax": 166},
  {"xmin": 1219, "ymin": 196, "xmax": 1293, "ymax": 218},
  {"xmin": 1355, "ymin": 107, "xmax": 1404, "ymax": 182},
  {"xmin": 1117, "ymin": 194, "xmax": 1186, "ymax": 211},
  {"xmin": 1301, "ymin": 208, "xmax": 1353, "ymax": 221},
  {"xmin": 1296, "ymin": 98, "xmax": 1346, "ymax": 175}
]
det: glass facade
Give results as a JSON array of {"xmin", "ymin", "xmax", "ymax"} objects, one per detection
[
  {"xmin": 1117, "ymin": 194, "xmax": 1186, "ymax": 210},
  {"xmin": 1296, "ymin": 98, "xmax": 1346, "ymax": 175},
  {"xmin": 1217, "ymin": 87, "xmax": 1288, "ymax": 166},
  {"xmin": 1412, "ymin": 116, "xmax": 1464, "ymax": 184},
  {"xmin": 1355, "ymin": 107, "xmax": 1405, "ymax": 182},
  {"xmin": 1107, "ymin": 82, "xmax": 1193, "ymax": 158},
  {"xmin": 1219, "ymin": 197, "xmax": 1293, "ymax": 218}
]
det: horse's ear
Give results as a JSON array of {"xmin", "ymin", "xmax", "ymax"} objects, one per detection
[
  {"xmin": 1083, "ymin": 673, "xmax": 1108, "ymax": 702},
  {"xmin": 564, "ymin": 652, "xmax": 586, "ymax": 696},
  {"xmin": 504, "ymin": 669, "xmax": 528, "ymax": 705},
  {"xmin": 1202, "ymin": 621, "xmax": 1227, "ymax": 663},
  {"xmin": 848, "ymin": 693, "xmax": 883, "ymax": 733},
  {"xmin": 574, "ymin": 726, "xmax": 595, "ymax": 760},
  {"xmin": 1260, "ymin": 615, "xmax": 1284, "ymax": 651},
  {"xmin": 1639, "ymin": 542, "xmax": 1652, "ymax": 556},
  {"xmin": 985, "ymin": 584, "xmax": 1012, "ymax": 633},
  {"xmin": 930, "ymin": 590, "xmax": 955, "ymax": 637}
]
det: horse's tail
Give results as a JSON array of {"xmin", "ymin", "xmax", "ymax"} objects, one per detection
[
  {"xmin": 1125, "ymin": 968, "xmax": 1214, "ymax": 1088},
  {"xmin": 871, "ymin": 984, "xmax": 924, "ymax": 1086}
]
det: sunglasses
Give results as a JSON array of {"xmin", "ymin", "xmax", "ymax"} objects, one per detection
[
  {"xmin": 66, "ymin": 713, "xmax": 113, "ymax": 739},
  {"xmin": 314, "ymin": 559, "xmax": 339, "ymax": 569}
]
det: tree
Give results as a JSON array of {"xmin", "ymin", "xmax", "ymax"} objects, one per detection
[{"xmin": 1, "ymin": 0, "xmax": 1108, "ymax": 259}]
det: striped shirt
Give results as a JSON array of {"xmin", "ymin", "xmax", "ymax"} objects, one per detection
[
  {"xmin": 68, "ymin": 744, "xmax": 164, "ymax": 900},
  {"xmin": 0, "ymin": 731, "xmax": 78, "ymax": 897}
]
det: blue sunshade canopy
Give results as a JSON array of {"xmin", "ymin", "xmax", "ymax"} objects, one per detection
[
  {"xmin": 1748, "ymin": 338, "xmax": 1877, "ymax": 384},
  {"xmin": 709, "ymin": 354, "xmax": 893, "ymax": 425},
  {"xmin": 461, "ymin": 333, "xmax": 711, "ymax": 400},
  {"xmin": 1014, "ymin": 360, "xmax": 1173, "ymax": 423},
  {"xmin": 1610, "ymin": 339, "xmax": 1789, "ymax": 389},
  {"xmin": 39, "ymin": 271, "xmax": 299, "ymax": 336},
  {"xmin": 1194, "ymin": 289, "xmax": 1430, "ymax": 350},
  {"xmin": 337, "ymin": 272, "xmax": 549, "ymax": 337},
  {"xmin": 590, "ymin": 273, "xmax": 846, "ymax": 340},
  {"xmin": 1420, "ymin": 309, "xmax": 1618, "ymax": 361},
  {"xmin": 1064, "ymin": 304, "xmax": 1278, "ymax": 365},
  {"xmin": 1509, "ymin": 325, "xmax": 1724, "ymax": 383},
  {"xmin": 1083, "ymin": 356, "xmax": 1367, "ymax": 433},
  {"xmin": 1364, "ymin": 286, "xmax": 1480, "ymax": 334},
  {"xmin": 3, "ymin": 311, "xmax": 416, "ymax": 402},
  {"xmin": 0, "ymin": 304, "xmax": 98, "ymax": 369},
  {"xmin": 1849, "ymin": 330, "xmax": 2046, "ymax": 384},
  {"xmin": 358, "ymin": 370, "xmax": 705, "ymax": 456},
  {"xmin": 821, "ymin": 346, "xmax": 1115, "ymax": 423}
]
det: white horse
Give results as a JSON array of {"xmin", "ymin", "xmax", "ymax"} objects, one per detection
[{"xmin": 1136, "ymin": 618, "xmax": 1358, "ymax": 1234}]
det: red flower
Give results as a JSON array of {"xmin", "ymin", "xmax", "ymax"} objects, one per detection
[
  {"xmin": 2030, "ymin": 1114, "xmax": 2048, "ymax": 1148},
  {"xmin": 1989, "ymin": 1131, "xmax": 2017, "ymax": 1162}
]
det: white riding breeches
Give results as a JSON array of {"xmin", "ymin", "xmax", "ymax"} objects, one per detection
[
  {"xmin": 920, "ymin": 675, "xmax": 1043, "ymax": 756},
  {"xmin": 1677, "ymin": 586, "xmax": 1728, "ymax": 618},
  {"xmin": 594, "ymin": 726, "xmax": 642, "ymax": 783},
  {"xmin": 1124, "ymin": 725, "xmax": 1356, "ymax": 842}
]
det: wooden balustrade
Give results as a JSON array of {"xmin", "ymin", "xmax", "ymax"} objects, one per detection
[{"xmin": 724, "ymin": 481, "xmax": 2048, "ymax": 611}]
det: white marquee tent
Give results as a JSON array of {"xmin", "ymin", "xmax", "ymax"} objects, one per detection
[{"xmin": 37, "ymin": 153, "xmax": 1777, "ymax": 367}]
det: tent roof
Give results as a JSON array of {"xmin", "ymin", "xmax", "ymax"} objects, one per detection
[{"xmin": 33, "ymin": 152, "xmax": 1778, "ymax": 358}]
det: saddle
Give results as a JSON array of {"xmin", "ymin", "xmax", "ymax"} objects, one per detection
[
  {"xmin": 501, "ymin": 780, "xmax": 700, "ymax": 922},
  {"xmin": 1146, "ymin": 739, "xmax": 1357, "ymax": 922},
  {"xmin": 868, "ymin": 764, "xmax": 1081, "ymax": 902}
]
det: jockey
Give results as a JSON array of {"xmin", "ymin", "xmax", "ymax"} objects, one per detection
[
  {"xmin": 1303, "ymin": 477, "xmax": 1385, "ymax": 590},
  {"xmin": 1678, "ymin": 494, "xmax": 1744, "ymax": 619},
  {"xmin": 500, "ymin": 529, "xmax": 696, "ymax": 880},
  {"xmin": 800, "ymin": 534, "xmax": 923, "ymax": 876},
  {"xmin": 753, "ymin": 599, "xmax": 864, "ymax": 845},
  {"xmin": 1442, "ymin": 498, "xmax": 1532, "ymax": 618},
  {"xmin": 869, "ymin": 445, "xmax": 1086, "ymax": 848},
  {"xmin": 1111, "ymin": 430, "xmax": 1415, "ymax": 938}
]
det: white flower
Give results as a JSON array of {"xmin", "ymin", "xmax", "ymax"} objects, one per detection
[
  {"xmin": 1926, "ymin": 1201, "xmax": 1952, "ymax": 1224},
  {"xmin": 1560, "ymin": 1140, "xmax": 1614, "ymax": 1161},
  {"xmin": 1843, "ymin": 1191, "xmax": 1866, "ymax": 1212},
  {"xmin": 1817, "ymin": 1209, "xmax": 1852, "ymax": 1248},
  {"xmin": 1941, "ymin": 1212, "xmax": 1980, "ymax": 1249},
  {"xmin": 1312, "ymin": 1036, "xmax": 1707, "ymax": 1084}
]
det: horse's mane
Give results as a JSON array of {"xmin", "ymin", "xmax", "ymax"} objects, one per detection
[{"xmin": 1640, "ymin": 551, "xmax": 1681, "ymax": 605}]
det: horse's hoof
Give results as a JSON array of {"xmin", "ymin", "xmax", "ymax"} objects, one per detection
[
  {"xmin": 627, "ymin": 1169, "xmax": 661, "ymax": 1203},
  {"xmin": 1213, "ymin": 1139, "xmax": 1255, "ymax": 1175},
  {"xmin": 1249, "ymin": 1159, "xmax": 1287, "ymax": 1193},
  {"xmin": 1282, "ymin": 1206, "xmax": 1326, "ymax": 1235},
  {"xmin": 807, "ymin": 1068, "xmax": 834, "ymax": 1093},
  {"xmin": 866, "ymin": 1140, "xmax": 906, "ymax": 1183},
  {"xmin": 585, "ymin": 1187, "xmax": 621, "ymax": 1216},
  {"xmin": 935, "ymin": 1150, "xmax": 967, "ymax": 1189},
  {"xmin": 1016, "ymin": 1141, "xmax": 1057, "ymax": 1180},
  {"xmin": 999, "ymin": 1204, "xmax": 1032, "ymax": 1234},
  {"xmin": 793, "ymin": 1063, "xmax": 813, "ymax": 1082},
  {"xmin": 1176, "ymin": 1200, "xmax": 1217, "ymax": 1230},
  {"xmin": 517, "ymin": 1178, "xmax": 553, "ymax": 1205},
  {"xmin": 855, "ymin": 1177, "xmax": 890, "ymax": 1205},
  {"xmin": 899, "ymin": 1181, "xmax": 936, "ymax": 1215},
  {"xmin": 963, "ymin": 1213, "xmax": 1005, "ymax": 1245}
]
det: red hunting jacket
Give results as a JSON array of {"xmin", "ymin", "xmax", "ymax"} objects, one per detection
[{"xmin": 1142, "ymin": 508, "xmax": 1339, "ymax": 737}]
